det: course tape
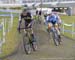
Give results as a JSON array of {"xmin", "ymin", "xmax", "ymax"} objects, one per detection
[
  {"xmin": 0, "ymin": 10, "xmax": 13, "ymax": 12},
  {"xmin": 63, "ymin": 23, "xmax": 72, "ymax": 26},
  {"xmin": 0, "ymin": 14, "xmax": 11, "ymax": 16},
  {"xmin": 62, "ymin": 21, "xmax": 75, "ymax": 27},
  {"xmin": 62, "ymin": 22, "xmax": 73, "ymax": 26},
  {"xmin": 0, "ymin": 10, "xmax": 21, "ymax": 13},
  {"xmin": 0, "ymin": 14, "xmax": 19, "ymax": 17},
  {"xmin": 61, "ymin": 22, "xmax": 75, "ymax": 34},
  {"xmin": 61, "ymin": 28, "xmax": 75, "ymax": 34}
]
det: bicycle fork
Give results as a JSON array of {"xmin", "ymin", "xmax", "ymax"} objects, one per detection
[{"xmin": 52, "ymin": 27, "xmax": 61, "ymax": 46}]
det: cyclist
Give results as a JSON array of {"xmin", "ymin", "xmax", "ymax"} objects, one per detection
[
  {"xmin": 36, "ymin": 10, "xmax": 38, "ymax": 15},
  {"xmin": 39, "ymin": 10, "xmax": 42, "ymax": 16},
  {"xmin": 18, "ymin": 8, "xmax": 36, "ymax": 43},
  {"xmin": 34, "ymin": 10, "xmax": 39, "ymax": 22},
  {"xmin": 45, "ymin": 10, "xmax": 62, "ymax": 40}
]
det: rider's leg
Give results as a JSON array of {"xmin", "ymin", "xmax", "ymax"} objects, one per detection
[
  {"xmin": 58, "ymin": 23, "xmax": 61, "ymax": 31},
  {"xmin": 30, "ymin": 28, "xmax": 36, "ymax": 42},
  {"xmin": 55, "ymin": 23, "xmax": 60, "ymax": 35},
  {"xmin": 31, "ymin": 28, "xmax": 37, "ymax": 51},
  {"xmin": 55, "ymin": 23, "xmax": 61, "ymax": 40},
  {"xmin": 47, "ymin": 23, "xmax": 52, "ymax": 32}
]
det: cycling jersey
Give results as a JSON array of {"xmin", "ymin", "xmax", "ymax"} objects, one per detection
[
  {"xmin": 46, "ymin": 13, "xmax": 61, "ymax": 24},
  {"xmin": 19, "ymin": 12, "xmax": 33, "ymax": 29},
  {"xmin": 21, "ymin": 12, "xmax": 33, "ymax": 23}
]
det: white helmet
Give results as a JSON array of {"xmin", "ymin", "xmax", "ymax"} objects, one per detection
[{"xmin": 47, "ymin": 11, "xmax": 51, "ymax": 15}]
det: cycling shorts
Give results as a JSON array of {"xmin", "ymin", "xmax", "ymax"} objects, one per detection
[{"xmin": 47, "ymin": 20, "xmax": 57, "ymax": 25}]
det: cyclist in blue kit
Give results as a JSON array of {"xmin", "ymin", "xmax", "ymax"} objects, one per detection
[{"xmin": 46, "ymin": 10, "xmax": 62, "ymax": 40}]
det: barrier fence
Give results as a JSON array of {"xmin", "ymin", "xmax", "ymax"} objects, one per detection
[
  {"xmin": 0, "ymin": 13, "xmax": 14, "ymax": 54},
  {"xmin": 0, "ymin": 19, "xmax": 5, "ymax": 54},
  {"xmin": 62, "ymin": 21, "xmax": 75, "ymax": 38},
  {"xmin": 0, "ymin": 9, "xmax": 21, "ymax": 55}
]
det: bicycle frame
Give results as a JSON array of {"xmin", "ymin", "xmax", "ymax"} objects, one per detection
[
  {"xmin": 19, "ymin": 28, "xmax": 32, "ymax": 54},
  {"xmin": 49, "ymin": 25, "xmax": 60, "ymax": 46},
  {"xmin": 19, "ymin": 28, "xmax": 37, "ymax": 54}
]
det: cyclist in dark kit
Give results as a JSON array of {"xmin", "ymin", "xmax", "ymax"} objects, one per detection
[{"xmin": 18, "ymin": 8, "xmax": 36, "ymax": 43}]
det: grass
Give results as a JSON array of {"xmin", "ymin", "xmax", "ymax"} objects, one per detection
[
  {"xmin": 60, "ymin": 15, "xmax": 75, "ymax": 39},
  {"xmin": 0, "ymin": 17, "xmax": 20, "ymax": 58}
]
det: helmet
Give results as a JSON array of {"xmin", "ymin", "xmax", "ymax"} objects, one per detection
[
  {"xmin": 47, "ymin": 11, "xmax": 51, "ymax": 15},
  {"xmin": 22, "ymin": 7, "xmax": 31, "ymax": 14}
]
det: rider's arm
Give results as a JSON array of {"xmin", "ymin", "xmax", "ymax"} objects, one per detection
[
  {"xmin": 46, "ymin": 16, "xmax": 49, "ymax": 22},
  {"xmin": 57, "ymin": 15, "xmax": 62, "ymax": 24},
  {"xmin": 18, "ymin": 14, "xmax": 23, "ymax": 28},
  {"xmin": 44, "ymin": 16, "xmax": 49, "ymax": 25}
]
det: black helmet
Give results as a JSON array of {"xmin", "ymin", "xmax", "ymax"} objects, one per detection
[{"xmin": 23, "ymin": 9, "xmax": 27, "ymax": 12}]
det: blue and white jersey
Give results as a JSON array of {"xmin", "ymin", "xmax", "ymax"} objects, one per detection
[
  {"xmin": 47, "ymin": 14, "xmax": 57, "ymax": 22},
  {"xmin": 45, "ymin": 13, "xmax": 61, "ymax": 24}
]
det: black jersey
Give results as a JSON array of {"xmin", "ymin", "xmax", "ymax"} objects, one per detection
[{"xmin": 21, "ymin": 12, "xmax": 32, "ymax": 23}]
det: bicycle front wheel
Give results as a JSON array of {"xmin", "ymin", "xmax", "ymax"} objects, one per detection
[
  {"xmin": 23, "ymin": 35, "xmax": 32, "ymax": 54},
  {"xmin": 32, "ymin": 42, "xmax": 37, "ymax": 51},
  {"xmin": 52, "ymin": 28, "xmax": 59, "ymax": 46}
]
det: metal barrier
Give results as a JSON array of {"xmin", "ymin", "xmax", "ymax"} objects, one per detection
[
  {"xmin": 0, "ymin": 19, "xmax": 5, "ymax": 54},
  {"xmin": 0, "ymin": 14, "xmax": 14, "ymax": 54},
  {"xmin": 62, "ymin": 21, "xmax": 75, "ymax": 38},
  {"xmin": 0, "ymin": 9, "xmax": 20, "ymax": 55}
]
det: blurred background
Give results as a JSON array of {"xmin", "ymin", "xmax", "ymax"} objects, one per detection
[{"xmin": 0, "ymin": 0, "xmax": 75, "ymax": 15}]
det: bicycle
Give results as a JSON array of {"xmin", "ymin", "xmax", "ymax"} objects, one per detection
[
  {"xmin": 48, "ymin": 25, "xmax": 61, "ymax": 46},
  {"xmin": 18, "ymin": 28, "xmax": 37, "ymax": 54}
]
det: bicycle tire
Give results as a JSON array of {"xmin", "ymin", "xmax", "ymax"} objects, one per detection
[
  {"xmin": 23, "ymin": 34, "xmax": 31, "ymax": 54},
  {"xmin": 29, "ymin": 34, "xmax": 37, "ymax": 51},
  {"xmin": 52, "ymin": 28, "xmax": 60, "ymax": 46},
  {"xmin": 32, "ymin": 42, "xmax": 37, "ymax": 51}
]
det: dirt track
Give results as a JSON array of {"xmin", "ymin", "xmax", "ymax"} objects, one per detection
[{"xmin": 3, "ymin": 23, "xmax": 75, "ymax": 60}]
